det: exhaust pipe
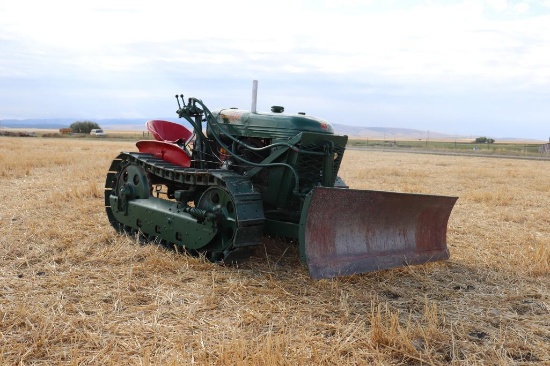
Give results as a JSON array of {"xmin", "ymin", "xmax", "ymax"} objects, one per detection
[{"xmin": 251, "ymin": 79, "xmax": 258, "ymax": 113}]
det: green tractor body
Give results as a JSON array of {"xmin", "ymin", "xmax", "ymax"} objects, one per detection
[{"xmin": 105, "ymin": 89, "xmax": 457, "ymax": 278}]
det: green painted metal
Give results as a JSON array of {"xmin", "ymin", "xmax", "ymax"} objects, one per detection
[
  {"xmin": 264, "ymin": 219, "xmax": 300, "ymax": 239},
  {"xmin": 110, "ymin": 195, "xmax": 218, "ymax": 249},
  {"xmin": 208, "ymin": 109, "xmax": 335, "ymax": 140}
]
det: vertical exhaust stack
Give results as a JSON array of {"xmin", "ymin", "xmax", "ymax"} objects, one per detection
[{"xmin": 251, "ymin": 80, "xmax": 258, "ymax": 114}]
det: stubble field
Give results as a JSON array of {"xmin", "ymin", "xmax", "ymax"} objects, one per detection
[{"xmin": 0, "ymin": 136, "xmax": 548, "ymax": 365}]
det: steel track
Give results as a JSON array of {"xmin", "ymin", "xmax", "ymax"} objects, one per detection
[{"xmin": 105, "ymin": 152, "xmax": 265, "ymax": 261}]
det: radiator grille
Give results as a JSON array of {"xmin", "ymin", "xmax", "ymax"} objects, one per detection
[{"xmin": 295, "ymin": 137, "xmax": 346, "ymax": 190}]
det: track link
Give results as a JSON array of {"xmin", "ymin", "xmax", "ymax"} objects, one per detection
[{"xmin": 105, "ymin": 152, "xmax": 265, "ymax": 262}]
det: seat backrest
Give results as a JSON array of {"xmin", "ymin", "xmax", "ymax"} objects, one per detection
[{"xmin": 146, "ymin": 120, "xmax": 193, "ymax": 143}]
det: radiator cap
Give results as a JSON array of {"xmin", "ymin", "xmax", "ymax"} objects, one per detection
[{"xmin": 271, "ymin": 106, "xmax": 284, "ymax": 113}]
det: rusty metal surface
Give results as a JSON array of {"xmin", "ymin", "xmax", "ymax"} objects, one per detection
[{"xmin": 301, "ymin": 187, "xmax": 458, "ymax": 279}]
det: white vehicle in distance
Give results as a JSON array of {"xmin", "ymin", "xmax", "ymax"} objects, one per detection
[{"xmin": 90, "ymin": 129, "xmax": 106, "ymax": 137}]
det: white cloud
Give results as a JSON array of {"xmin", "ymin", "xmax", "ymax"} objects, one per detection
[
  {"xmin": 485, "ymin": 0, "xmax": 510, "ymax": 12},
  {"xmin": 1, "ymin": 1, "xmax": 549, "ymax": 138},
  {"xmin": 3, "ymin": 0, "xmax": 549, "ymax": 89}
]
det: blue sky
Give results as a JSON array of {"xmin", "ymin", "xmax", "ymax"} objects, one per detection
[{"xmin": 1, "ymin": 0, "xmax": 549, "ymax": 139}]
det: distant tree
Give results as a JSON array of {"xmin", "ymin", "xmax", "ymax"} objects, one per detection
[
  {"xmin": 70, "ymin": 121, "xmax": 101, "ymax": 134},
  {"xmin": 474, "ymin": 137, "xmax": 495, "ymax": 144}
]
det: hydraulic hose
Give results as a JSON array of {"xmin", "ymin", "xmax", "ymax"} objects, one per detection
[{"xmin": 185, "ymin": 98, "xmax": 302, "ymax": 193}]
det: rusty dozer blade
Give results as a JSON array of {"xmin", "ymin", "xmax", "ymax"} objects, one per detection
[{"xmin": 299, "ymin": 187, "xmax": 458, "ymax": 279}]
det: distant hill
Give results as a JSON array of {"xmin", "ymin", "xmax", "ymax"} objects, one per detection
[
  {"xmin": 1, "ymin": 118, "xmax": 543, "ymax": 142},
  {"xmin": 0, "ymin": 118, "xmax": 458, "ymax": 138},
  {"xmin": 332, "ymin": 124, "xmax": 456, "ymax": 140},
  {"xmin": 0, "ymin": 118, "xmax": 75, "ymax": 129},
  {"xmin": 0, "ymin": 118, "xmax": 171, "ymax": 131}
]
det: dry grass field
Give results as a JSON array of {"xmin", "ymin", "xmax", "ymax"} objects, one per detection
[{"xmin": 1, "ymin": 136, "xmax": 548, "ymax": 365}]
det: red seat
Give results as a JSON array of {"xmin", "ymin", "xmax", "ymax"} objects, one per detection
[
  {"xmin": 146, "ymin": 120, "xmax": 193, "ymax": 143},
  {"xmin": 136, "ymin": 140, "xmax": 191, "ymax": 168}
]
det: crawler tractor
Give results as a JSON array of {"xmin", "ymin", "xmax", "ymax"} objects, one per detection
[{"xmin": 105, "ymin": 83, "xmax": 457, "ymax": 278}]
